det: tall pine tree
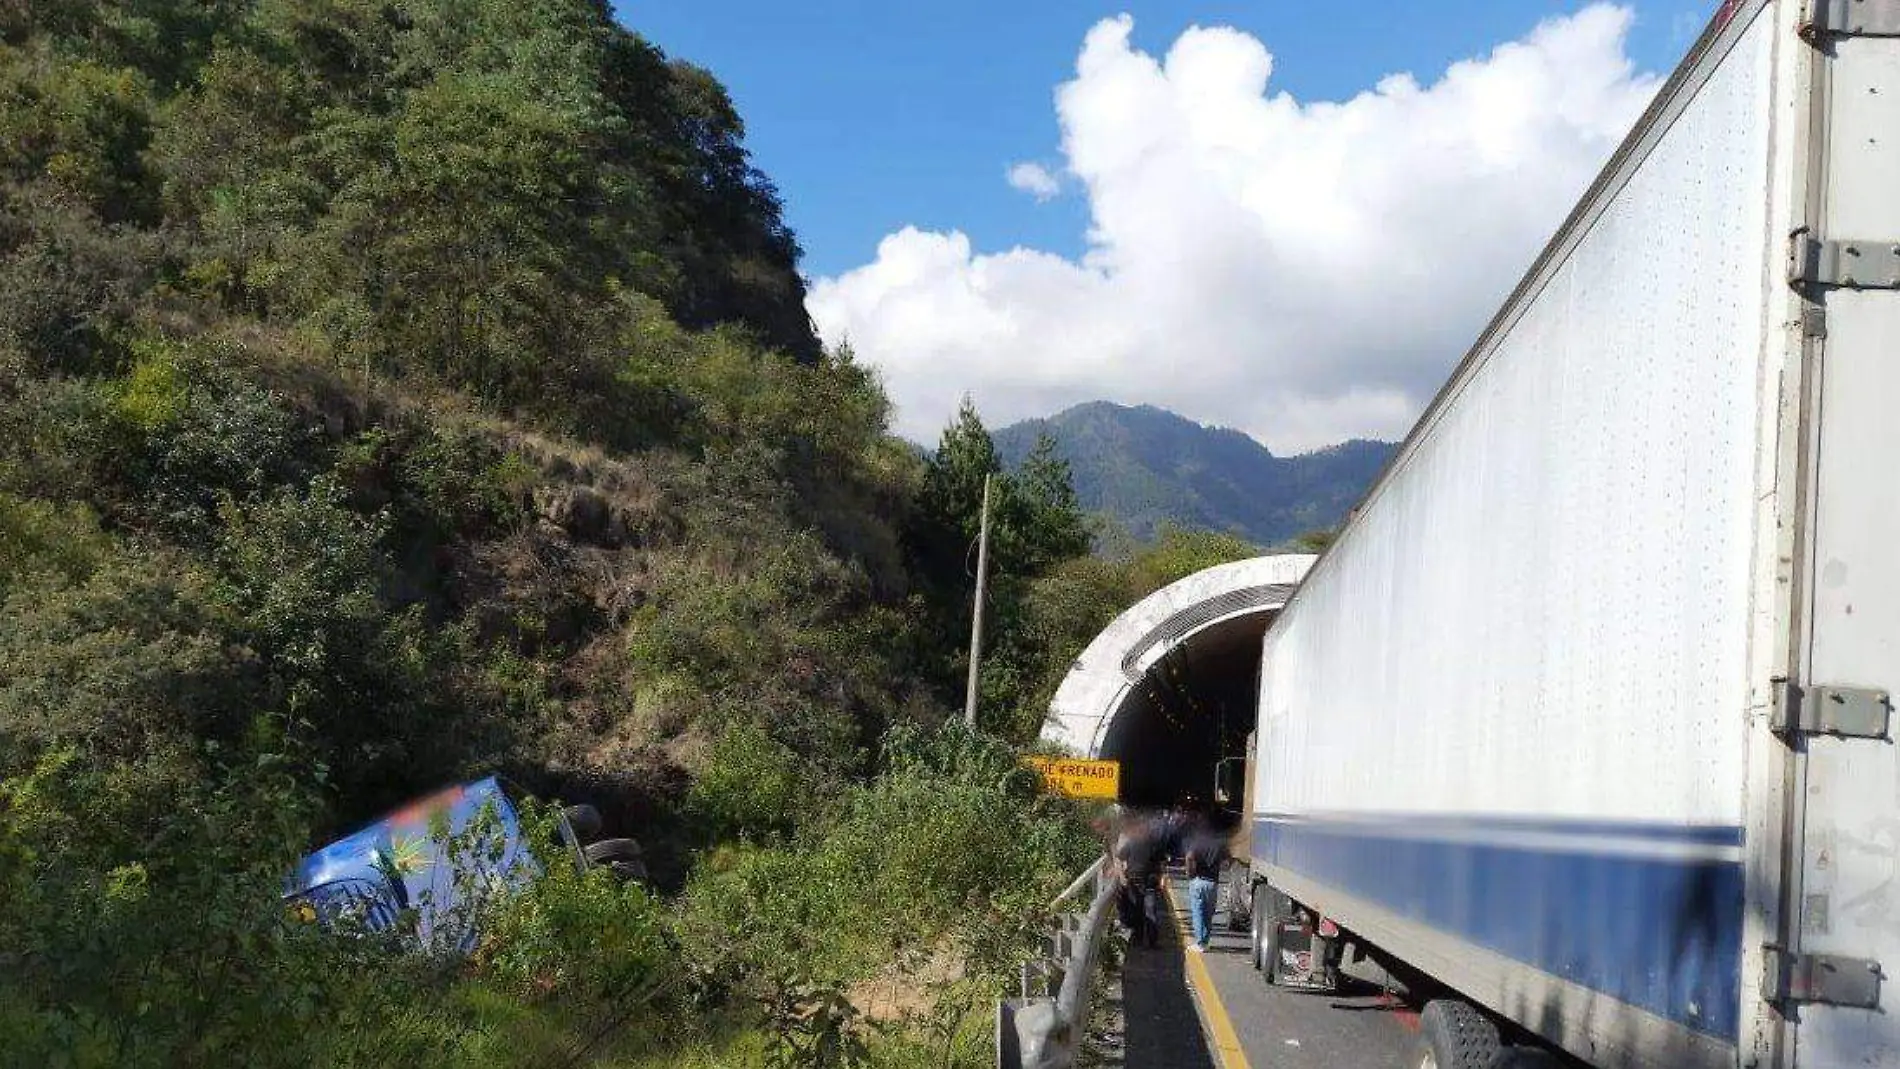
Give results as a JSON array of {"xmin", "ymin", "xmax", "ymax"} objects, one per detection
[{"xmin": 909, "ymin": 399, "xmax": 1092, "ymax": 732}]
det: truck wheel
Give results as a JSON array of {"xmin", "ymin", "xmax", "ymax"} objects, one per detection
[
  {"xmin": 1410, "ymin": 1000, "xmax": 1500, "ymax": 1069},
  {"xmin": 1252, "ymin": 885, "xmax": 1283, "ymax": 982},
  {"xmin": 603, "ymin": 857, "xmax": 647, "ymax": 883},
  {"xmin": 1248, "ymin": 887, "xmax": 1264, "ymax": 969},
  {"xmin": 561, "ymin": 804, "xmax": 602, "ymax": 843},
  {"xmin": 582, "ymin": 837, "xmax": 644, "ymax": 883},
  {"xmin": 1222, "ymin": 862, "xmax": 1251, "ymax": 932}
]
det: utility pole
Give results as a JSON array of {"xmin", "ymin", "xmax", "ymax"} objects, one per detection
[{"xmin": 963, "ymin": 473, "xmax": 993, "ymax": 730}]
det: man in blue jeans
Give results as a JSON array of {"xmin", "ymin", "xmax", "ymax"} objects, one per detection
[{"xmin": 1183, "ymin": 816, "xmax": 1229, "ymax": 952}]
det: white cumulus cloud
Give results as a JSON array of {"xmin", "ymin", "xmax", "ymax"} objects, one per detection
[
  {"xmin": 1005, "ymin": 161, "xmax": 1063, "ymax": 201},
  {"xmin": 809, "ymin": 5, "xmax": 1661, "ymax": 453}
]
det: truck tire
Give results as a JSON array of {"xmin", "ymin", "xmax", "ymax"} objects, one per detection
[
  {"xmin": 1249, "ymin": 885, "xmax": 1265, "ymax": 969},
  {"xmin": 583, "ymin": 837, "xmax": 645, "ymax": 883},
  {"xmin": 583, "ymin": 837, "xmax": 641, "ymax": 862},
  {"xmin": 1410, "ymin": 1000, "xmax": 1501, "ymax": 1069},
  {"xmin": 561, "ymin": 804, "xmax": 602, "ymax": 843},
  {"xmin": 1252, "ymin": 885, "xmax": 1283, "ymax": 981},
  {"xmin": 605, "ymin": 857, "xmax": 648, "ymax": 883},
  {"xmin": 1222, "ymin": 861, "xmax": 1251, "ymax": 932}
]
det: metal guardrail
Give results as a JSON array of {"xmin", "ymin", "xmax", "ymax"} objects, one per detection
[{"xmin": 998, "ymin": 855, "xmax": 1119, "ymax": 1069}]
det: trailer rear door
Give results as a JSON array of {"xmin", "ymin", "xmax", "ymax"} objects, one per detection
[{"xmin": 1785, "ymin": 11, "xmax": 1900, "ymax": 1066}]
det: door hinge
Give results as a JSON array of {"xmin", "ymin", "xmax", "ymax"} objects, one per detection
[
  {"xmin": 1763, "ymin": 946, "xmax": 1884, "ymax": 1009},
  {"xmin": 1803, "ymin": 0, "xmax": 1900, "ymax": 38},
  {"xmin": 1789, "ymin": 232, "xmax": 1900, "ymax": 290},
  {"xmin": 1773, "ymin": 680, "xmax": 1893, "ymax": 739}
]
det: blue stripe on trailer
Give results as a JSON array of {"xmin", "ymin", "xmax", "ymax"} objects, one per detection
[
  {"xmin": 1254, "ymin": 811, "xmax": 1746, "ymax": 848},
  {"xmin": 1255, "ymin": 815, "xmax": 1745, "ymax": 1041}
]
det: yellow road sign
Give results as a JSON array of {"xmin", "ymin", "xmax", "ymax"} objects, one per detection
[{"xmin": 1023, "ymin": 756, "xmax": 1120, "ymax": 801}]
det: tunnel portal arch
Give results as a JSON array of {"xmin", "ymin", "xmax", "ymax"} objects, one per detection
[{"xmin": 1041, "ymin": 554, "xmax": 1316, "ymax": 808}]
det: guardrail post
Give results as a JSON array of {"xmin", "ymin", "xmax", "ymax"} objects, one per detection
[
  {"xmin": 1014, "ymin": 999, "xmax": 1062, "ymax": 1069},
  {"xmin": 996, "ymin": 997, "xmax": 1027, "ymax": 1069},
  {"xmin": 998, "ymin": 854, "xmax": 1121, "ymax": 1069}
]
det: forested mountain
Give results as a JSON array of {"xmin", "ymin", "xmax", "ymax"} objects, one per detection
[{"xmin": 994, "ymin": 402, "xmax": 1394, "ymax": 545}]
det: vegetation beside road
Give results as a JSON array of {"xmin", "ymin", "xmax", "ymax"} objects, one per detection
[{"xmin": 0, "ymin": 2, "xmax": 1281, "ymax": 1064}]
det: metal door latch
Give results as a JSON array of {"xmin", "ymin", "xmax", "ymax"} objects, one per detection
[
  {"xmin": 1773, "ymin": 680, "xmax": 1892, "ymax": 739},
  {"xmin": 1763, "ymin": 946, "xmax": 1884, "ymax": 1009},
  {"xmin": 1789, "ymin": 232, "xmax": 1900, "ymax": 290},
  {"xmin": 1804, "ymin": 0, "xmax": 1900, "ymax": 38}
]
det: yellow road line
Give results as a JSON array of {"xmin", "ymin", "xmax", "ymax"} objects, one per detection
[{"xmin": 1166, "ymin": 879, "xmax": 1253, "ymax": 1069}]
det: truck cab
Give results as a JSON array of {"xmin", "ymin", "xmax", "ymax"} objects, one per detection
[{"xmin": 1215, "ymin": 736, "xmax": 1343, "ymax": 992}]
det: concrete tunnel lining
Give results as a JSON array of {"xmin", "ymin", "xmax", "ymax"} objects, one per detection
[{"xmin": 1042, "ymin": 555, "xmax": 1317, "ymax": 808}]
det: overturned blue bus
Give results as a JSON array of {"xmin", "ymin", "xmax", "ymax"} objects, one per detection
[{"xmin": 284, "ymin": 777, "xmax": 641, "ymax": 949}]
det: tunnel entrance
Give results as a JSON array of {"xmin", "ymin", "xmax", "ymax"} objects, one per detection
[
  {"xmin": 1041, "ymin": 554, "xmax": 1316, "ymax": 812},
  {"xmin": 1095, "ymin": 613, "xmax": 1265, "ymax": 809}
]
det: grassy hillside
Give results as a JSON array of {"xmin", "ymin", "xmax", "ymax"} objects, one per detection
[
  {"xmin": 994, "ymin": 401, "xmax": 1392, "ymax": 545},
  {"xmin": 0, "ymin": 3, "xmax": 1116, "ymax": 1065}
]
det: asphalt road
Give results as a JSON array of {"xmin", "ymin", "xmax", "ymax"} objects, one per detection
[{"xmin": 1114, "ymin": 881, "xmax": 1420, "ymax": 1068}]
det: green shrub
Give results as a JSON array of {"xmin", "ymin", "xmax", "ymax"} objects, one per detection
[
  {"xmin": 1127, "ymin": 525, "xmax": 1260, "ymax": 587},
  {"xmin": 97, "ymin": 342, "xmax": 313, "ymax": 540},
  {"xmin": 477, "ymin": 807, "xmax": 685, "ymax": 1026},
  {"xmin": 0, "ymin": 749, "xmax": 348, "ymax": 1069},
  {"xmin": 334, "ymin": 421, "xmax": 532, "ymax": 545},
  {"xmin": 625, "ymin": 527, "xmax": 910, "ymax": 780},
  {"xmin": 0, "ymin": 371, "xmax": 129, "ymax": 503},
  {"xmin": 688, "ymin": 720, "xmax": 815, "ymax": 843},
  {"xmin": 212, "ymin": 474, "xmax": 388, "ymax": 686},
  {"xmin": 211, "ymin": 476, "xmax": 499, "ymax": 809},
  {"xmin": 0, "ymin": 493, "xmax": 110, "ymax": 593},
  {"xmin": 679, "ymin": 724, "xmax": 1098, "ymax": 999},
  {"xmin": 0, "ymin": 554, "xmax": 250, "ymax": 770}
]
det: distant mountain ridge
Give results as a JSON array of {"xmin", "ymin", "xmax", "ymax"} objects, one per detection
[{"xmin": 993, "ymin": 402, "xmax": 1393, "ymax": 546}]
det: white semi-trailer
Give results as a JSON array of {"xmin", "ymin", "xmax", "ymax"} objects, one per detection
[{"xmin": 1239, "ymin": 2, "xmax": 1900, "ymax": 1067}]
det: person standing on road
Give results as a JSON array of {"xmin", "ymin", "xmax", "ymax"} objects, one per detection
[
  {"xmin": 1159, "ymin": 796, "xmax": 1192, "ymax": 865},
  {"xmin": 1115, "ymin": 812, "xmax": 1163, "ymax": 948},
  {"xmin": 1183, "ymin": 811, "xmax": 1229, "ymax": 953}
]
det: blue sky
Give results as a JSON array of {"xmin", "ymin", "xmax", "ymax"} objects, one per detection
[{"xmin": 620, "ymin": 1, "xmax": 1716, "ymax": 280}]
